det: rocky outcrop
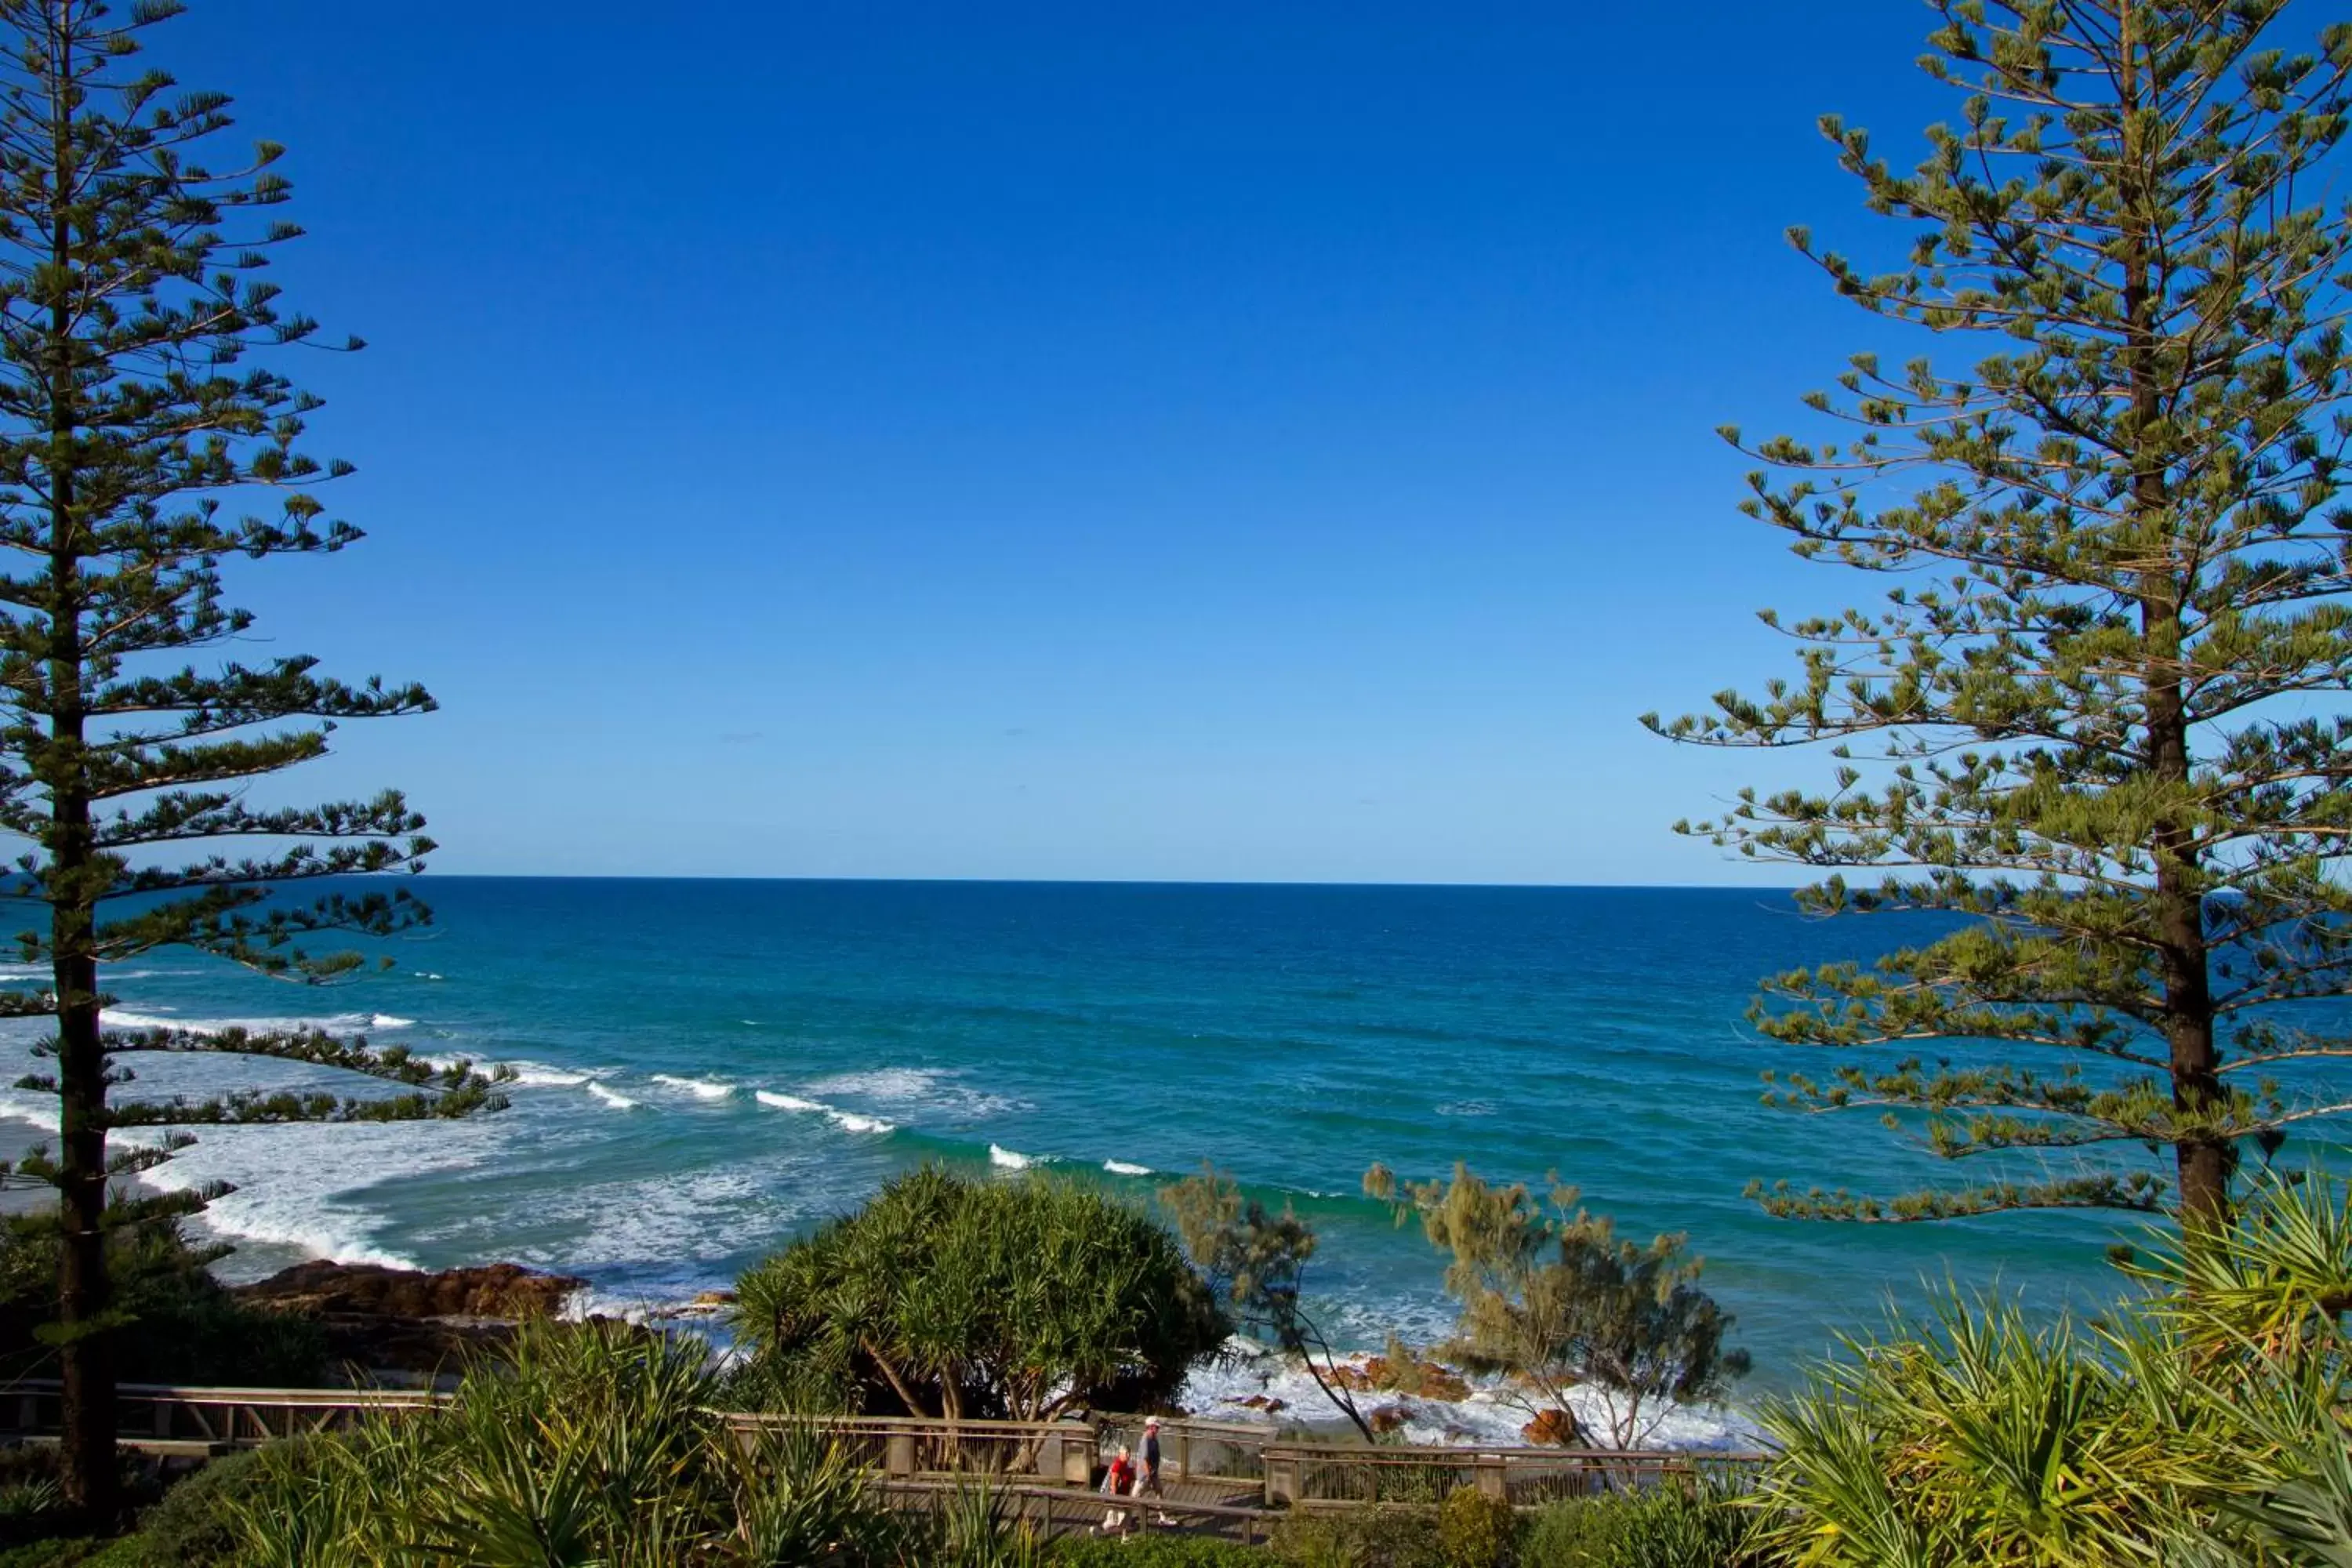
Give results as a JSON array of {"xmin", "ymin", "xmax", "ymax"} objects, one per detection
[
  {"xmin": 1520, "ymin": 1407, "xmax": 1584, "ymax": 1446},
  {"xmin": 230, "ymin": 1261, "xmax": 587, "ymax": 1375},
  {"xmin": 1328, "ymin": 1354, "xmax": 1473, "ymax": 1403},
  {"xmin": 233, "ymin": 1260, "xmax": 586, "ymax": 1319}
]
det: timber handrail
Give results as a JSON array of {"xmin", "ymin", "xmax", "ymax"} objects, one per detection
[{"xmin": 0, "ymin": 1381, "xmax": 1769, "ymax": 1501}]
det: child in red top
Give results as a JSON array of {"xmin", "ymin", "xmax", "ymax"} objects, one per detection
[{"xmin": 1099, "ymin": 1446, "xmax": 1136, "ymax": 1533}]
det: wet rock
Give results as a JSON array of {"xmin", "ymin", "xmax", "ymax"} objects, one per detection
[
  {"xmin": 229, "ymin": 1261, "xmax": 587, "ymax": 1376},
  {"xmin": 1521, "ymin": 1407, "xmax": 1584, "ymax": 1447},
  {"xmin": 233, "ymin": 1261, "xmax": 585, "ymax": 1320}
]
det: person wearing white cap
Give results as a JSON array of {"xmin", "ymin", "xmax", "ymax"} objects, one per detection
[{"xmin": 1139, "ymin": 1417, "xmax": 1174, "ymax": 1525}]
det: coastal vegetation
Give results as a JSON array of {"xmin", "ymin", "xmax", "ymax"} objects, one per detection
[
  {"xmin": 0, "ymin": 1214, "xmax": 323, "ymax": 1388},
  {"xmin": 3, "ymin": 1, "xmax": 2352, "ymax": 1566},
  {"xmin": 1364, "ymin": 1163, "xmax": 1748, "ymax": 1450},
  {"xmin": 732, "ymin": 1167, "xmax": 1229, "ymax": 1421},
  {"xmin": 0, "ymin": 1166, "xmax": 2336, "ymax": 1563},
  {"xmin": 1646, "ymin": 0, "xmax": 2352, "ymax": 1233},
  {"xmin": 0, "ymin": 0, "xmax": 506, "ymax": 1518},
  {"xmin": 1162, "ymin": 1166, "xmax": 1382, "ymax": 1443}
]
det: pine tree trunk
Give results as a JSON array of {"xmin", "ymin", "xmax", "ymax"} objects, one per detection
[
  {"xmin": 45, "ymin": 4, "xmax": 112, "ymax": 1519},
  {"xmin": 53, "ymin": 931, "xmax": 111, "ymax": 1523},
  {"xmin": 2114, "ymin": 2, "xmax": 2227, "ymax": 1237}
]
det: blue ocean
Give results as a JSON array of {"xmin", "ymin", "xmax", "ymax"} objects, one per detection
[{"xmin": 0, "ymin": 879, "xmax": 2158, "ymax": 1430}]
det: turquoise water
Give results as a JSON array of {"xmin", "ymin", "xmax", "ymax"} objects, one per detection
[{"xmin": 0, "ymin": 879, "xmax": 2155, "ymax": 1396}]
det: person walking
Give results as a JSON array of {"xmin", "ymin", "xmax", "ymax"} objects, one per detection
[
  {"xmin": 1139, "ymin": 1416, "xmax": 1174, "ymax": 1526},
  {"xmin": 1098, "ymin": 1443, "xmax": 1136, "ymax": 1534}
]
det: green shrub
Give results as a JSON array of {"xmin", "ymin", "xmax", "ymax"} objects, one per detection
[
  {"xmin": 125, "ymin": 1446, "xmax": 296, "ymax": 1568},
  {"xmin": 1437, "ymin": 1486, "xmax": 1519, "ymax": 1568},
  {"xmin": 735, "ymin": 1167, "xmax": 1229, "ymax": 1422},
  {"xmin": 1519, "ymin": 1483, "xmax": 1762, "ymax": 1568},
  {"xmin": 0, "ymin": 1218, "xmax": 327, "ymax": 1388},
  {"xmin": 1269, "ymin": 1504, "xmax": 1444, "ymax": 1568},
  {"xmin": 1047, "ymin": 1536, "xmax": 1265, "ymax": 1568},
  {"xmin": 0, "ymin": 1541, "xmax": 146, "ymax": 1568}
]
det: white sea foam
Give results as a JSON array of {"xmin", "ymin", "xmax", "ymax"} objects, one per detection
[
  {"xmin": 989, "ymin": 1144, "xmax": 1036, "ymax": 1171},
  {"xmin": 137, "ymin": 1116, "xmax": 502, "ymax": 1273},
  {"xmin": 506, "ymin": 1062, "xmax": 591, "ymax": 1087},
  {"xmin": 804, "ymin": 1066, "xmax": 1022, "ymax": 1120},
  {"xmin": 756, "ymin": 1090, "xmax": 895, "ymax": 1134},
  {"xmin": 586, "ymin": 1083, "xmax": 641, "ymax": 1110},
  {"xmin": 651, "ymin": 1074, "xmax": 735, "ymax": 1101},
  {"xmin": 1103, "ymin": 1160, "xmax": 1153, "ymax": 1176},
  {"xmin": 1177, "ymin": 1338, "xmax": 1762, "ymax": 1451},
  {"xmin": 0, "ymin": 1089, "xmax": 57, "ymax": 1131},
  {"xmin": 808, "ymin": 1067, "xmax": 948, "ymax": 1101},
  {"xmin": 100, "ymin": 1007, "xmax": 404, "ymax": 1036},
  {"xmin": 421, "ymin": 1055, "xmax": 583, "ymax": 1088}
]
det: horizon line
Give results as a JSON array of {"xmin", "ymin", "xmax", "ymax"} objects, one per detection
[{"xmin": 401, "ymin": 872, "xmax": 1809, "ymax": 892}]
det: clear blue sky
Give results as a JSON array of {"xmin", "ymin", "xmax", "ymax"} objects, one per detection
[{"xmin": 157, "ymin": 1, "xmax": 1965, "ymax": 883}]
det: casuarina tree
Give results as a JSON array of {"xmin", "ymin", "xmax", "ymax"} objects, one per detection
[
  {"xmin": 0, "ymin": 0, "xmax": 503, "ymax": 1520},
  {"xmin": 1160, "ymin": 1164, "xmax": 1381, "ymax": 1443},
  {"xmin": 1649, "ymin": 1, "xmax": 2352, "ymax": 1238},
  {"xmin": 1366, "ymin": 1163, "xmax": 1749, "ymax": 1449}
]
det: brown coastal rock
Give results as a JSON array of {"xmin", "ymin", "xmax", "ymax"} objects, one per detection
[
  {"xmin": 233, "ymin": 1260, "xmax": 586, "ymax": 1320},
  {"xmin": 1520, "ymin": 1407, "xmax": 1584, "ymax": 1446},
  {"xmin": 230, "ymin": 1261, "xmax": 589, "ymax": 1375}
]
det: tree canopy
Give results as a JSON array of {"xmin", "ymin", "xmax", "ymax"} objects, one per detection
[
  {"xmin": 1365, "ymin": 1162, "xmax": 1749, "ymax": 1449},
  {"xmin": 1649, "ymin": 0, "xmax": 2352, "ymax": 1235},
  {"xmin": 733, "ymin": 1167, "xmax": 1229, "ymax": 1424},
  {"xmin": 0, "ymin": 0, "xmax": 501, "ymax": 1518},
  {"xmin": 1160, "ymin": 1163, "xmax": 1379, "ymax": 1443}
]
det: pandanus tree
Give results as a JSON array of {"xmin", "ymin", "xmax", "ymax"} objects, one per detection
[
  {"xmin": 0, "ymin": 0, "xmax": 502, "ymax": 1520},
  {"xmin": 1650, "ymin": 0, "xmax": 2352, "ymax": 1237},
  {"xmin": 734, "ymin": 1167, "xmax": 1229, "ymax": 1424}
]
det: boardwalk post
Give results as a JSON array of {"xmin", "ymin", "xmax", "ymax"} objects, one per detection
[
  {"xmin": 887, "ymin": 1431, "xmax": 916, "ymax": 1479},
  {"xmin": 1475, "ymin": 1454, "xmax": 1505, "ymax": 1501}
]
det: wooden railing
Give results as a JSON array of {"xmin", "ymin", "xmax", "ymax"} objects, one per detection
[
  {"xmin": 0, "ymin": 1381, "xmax": 1769, "ymax": 1519},
  {"xmin": 3, "ymin": 1381, "xmax": 446, "ymax": 1457},
  {"xmin": 1092, "ymin": 1412, "xmax": 1277, "ymax": 1481},
  {"xmin": 1262, "ymin": 1442, "xmax": 1771, "ymax": 1508},
  {"xmin": 721, "ymin": 1411, "xmax": 1096, "ymax": 1485}
]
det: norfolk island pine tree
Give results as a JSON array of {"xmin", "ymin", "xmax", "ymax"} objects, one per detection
[
  {"xmin": 1648, "ymin": 1, "xmax": 2352, "ymax": 1239},
  {"xmin": 0, "ymin": 0, "xmax": 505, "ymax": 1520}
]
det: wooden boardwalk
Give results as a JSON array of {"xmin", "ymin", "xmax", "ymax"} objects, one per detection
[{"xmin": 0, "ymin": 1379, "xmax": 1768, "ymax": 1537}]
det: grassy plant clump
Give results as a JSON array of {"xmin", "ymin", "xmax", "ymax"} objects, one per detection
[
  {"xmin": 1517, "ymin": 1482, "xmax": 1766, "ymax": 1568},
  {"xmin": 223, "ymin": 1320, "xmax": 910, "ymax": 1567},
  {"xmin": 122, "ymin": 1446, "xmax": 286, "ymax": 1567},
  {"xmin": 1755, "ymin": 1171, "xmax": 2352, "ymax": 1566},
  {"xmin": 1436, "ymin": 1485, "xmax": 1520, "ymax": 1568},
  {"xmin": 1046, "ymin": 1536, "xmax": 1265, "ymax": 1567},
  {"xmin": 1268, "ymin": 1504, "xmax": 1445, "ymax": 1568}
]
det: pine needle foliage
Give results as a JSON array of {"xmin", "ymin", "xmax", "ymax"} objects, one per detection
[
  {"xmin": 0, "ymin": 0, "xmax": 503, "ymax": 1519},
  {"xmin": 1363, "ymin": 1162, "xmax": 1750, "ymax": 1449},
  {"xmin": 1159, "ymin": 1163, "xmax": 1381, "ymax": 1443},
  {"xmin": 1646, "ymin": 0, "xmax": 2352, "ymax": 1234}
]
